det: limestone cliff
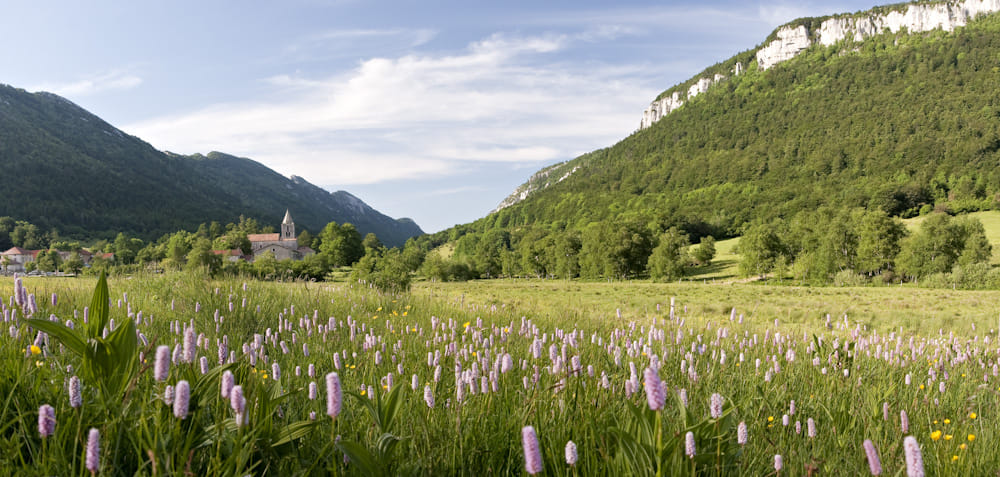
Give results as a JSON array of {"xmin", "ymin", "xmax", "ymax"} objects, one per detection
[
  {"xmin": 493, "ymin": 162, "xmax": 580, "ymax": 212},
  {"xmin": 639, "ymin": 0, "xmax": 1000, "ymax": 131}
]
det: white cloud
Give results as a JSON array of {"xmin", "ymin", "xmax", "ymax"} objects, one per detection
[
  {"xmin": 31, "ymin": 70, "xmax": 142, "ymax": 97},
  {"xmin": 124, "ymin": 32, "xmax": 656, "ymax": 186}
]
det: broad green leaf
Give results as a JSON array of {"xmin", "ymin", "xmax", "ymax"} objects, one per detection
[
  {"xmin": 272, "ymin": 420, "xmax": 319, "ymax": 447},
  {"xmin": 87, "ymin": 271, "xmax": 110, "ymax": 340},
  {"xmin": 26, "ymin": 318, "xmax": 87, "ymax": 356},
  {"xmin": 337, "ymin": 440, "xmax": 382, "ymax": 477}
]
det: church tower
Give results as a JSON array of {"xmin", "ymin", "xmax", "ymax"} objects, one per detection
[{"xmin": 281, "ymin": 209, "xmax": 295, "ymax": 241}]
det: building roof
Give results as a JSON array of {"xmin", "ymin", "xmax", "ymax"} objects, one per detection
[
  {"xmin": 212, "ymin": 249, "xmax": 243, "ymax": 256},
  {"xmin": 1, "ymin": 247, "xmax": 31, "ymax": 255},
  {"xmin": 282, "ymin": 209, "xmax": 293, "ymax": 225},
  {"xmin": 247, "ymin": 233, "xmax": 281, "ymax": 242}
]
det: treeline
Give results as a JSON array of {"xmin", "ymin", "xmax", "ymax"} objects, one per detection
[{"xmin": 737, "ymin": 209, "xmax": 994, "ymax": 287}]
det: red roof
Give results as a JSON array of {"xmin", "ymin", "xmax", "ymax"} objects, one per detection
[
  {"xmin": 1, "ymin": 247, "xmax": 31, "ymax": 255},
  {"xmin": 247, "ymin": 233, "xmax": 280, "ymax": 242},
  {"xmin": 212, "ymin": 249, "xmax": 243, "ymax": 256}
]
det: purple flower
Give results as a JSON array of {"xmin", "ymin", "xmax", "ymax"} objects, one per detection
[
  {"xmin": 710, "ymin": 393, "xmax": 723, "ymax": 419},
  {"xmin": 326, "ymin": 372, "xmax": 342, "ymax": 419},
  {"xmin": 774, "ymin": 454, "xmax": 783, "ymax": 472},
  {"xmin": 309, "ymin": 381, "xmax": 317, "ymax": 400},
  {"xmin": 69, "ymin": 376, "xmax": 82, "ymax": 408},
  {"xmin": 522, "ymin": 426, "xmax": 543, "ymax": 475},
  {"xmin": 200, "ymin": 356, "xmax": 209, "ymax": 374},
  {"xmin": 565, "ymin": 440, "xmax": 578, "ymax": 466},
  {"xmin": 863, "ymin": 439, "xmax": 882, "ymax": 475},
  {"xmin": 230, "ymin": 385, "xmax": 245, "ymax": 413},
  {"xmin": 643, "ymin": 367, "xmax": 665, "ymax": 411},
  {"xmin": 183, "ymin": 326, "xmax": 196, "ymax": 363},
  {"xmin": 174, "ymin": 380, "xmax": 190, "ymax": 419},
  {"xmin": 163, "ymin": 385, "xmax": 175, "ymax": 406},
  {"xmin": 424, "ymin": 384, "xmax": 435, "ymax": 408},
  {"xmin": 86, "ymin": 428, "xmax": 100, "ymax": 474},
  {"xmin": 737, "ymin": 421, "xmax": 748, "ymax": 445},
  {"xmin": 685, "ymin": 431, "xmax": 696, "ymax": 458},
  {"xmin": 900, "ymin": 410, "xmax": 909, "ymax": 433},
  {"xmin": 903, "ymin": 436, "xmax": 924, "ymax": 477},
  {"xmin": 272, "ymin": 362, "xmax": 281, "ymax": 381},
  {"xmin": 154, "ymin": 345, "xmax": 170, "ymax": 382},
  {"xmin": 807, "ymin": 417, "xmax": 816, "ymax": 438},
  {"xmin": 38, "ymin": 404, "xmax": 55, "ymax": 438},
  {"xmin": 221, "ymin": 371, "xmax": 234, "ymax": 399}
]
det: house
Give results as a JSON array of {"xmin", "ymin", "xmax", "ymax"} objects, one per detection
[
  {"xmin": 1, "ymin": 247, "xmax": 35, "ymax": 273},
  {"xmin": 248, "ymin": 210, "xmax": 315, "ymax": 262},
  {"xmin": 212, "ymin": 249, "xmax": 245, "ymax": 263}
]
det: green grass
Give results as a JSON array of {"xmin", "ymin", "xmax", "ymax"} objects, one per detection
[{"xmin": 3, "ymin": 273, "xmax": 1000, "ymax": 475}]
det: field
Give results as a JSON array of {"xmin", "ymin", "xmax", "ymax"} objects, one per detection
[{"xmin": 3, "ymin": 273, "xmax": 1000, "ymax": 475}]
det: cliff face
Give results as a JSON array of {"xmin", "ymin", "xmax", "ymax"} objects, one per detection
[
  {"xmin": 639, "ymin": 0, "xmax": 1000, "ymax": 131},
  {"xmin": 493, "ymin": 162, "xmax": 579, "ymax": 212}
]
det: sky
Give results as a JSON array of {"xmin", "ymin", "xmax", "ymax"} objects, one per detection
[{"xmin": 1, "ymin": 0, "xmax": 879, "ymax": 233}]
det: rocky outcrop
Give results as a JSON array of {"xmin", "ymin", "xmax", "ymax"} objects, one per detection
[
  {"xmin": 758, "ymin": 0, "xmax": 1000, "ymax": 69},
  {"xmin": 640, "ymin": 1, "xmax": 1000, "ymax": 131},
  {"xmin": 493, "ymin": 163, "xmax": 579, "ymax": 212}
]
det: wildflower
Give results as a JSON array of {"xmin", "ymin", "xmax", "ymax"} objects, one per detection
[
  {"xmin": 163, "ymin": 385, "xmax": 175, "ymax": 406},
  {"xmin": 522, "ymin": 426, "xmax": 543, "ymax": 475},
  {"xmin": 807, "ymin": 418, "xmax": 816, "ymax": 438},
  {"xmin": 900, "ymin": 410, "xmax": 910, "ymax": 433},
  {"xmin": 230, "ymin": 385, "xmax": 245, "ymax": 414},
  {"xmin": 326, "ymin": 372, "xmax": 342, "ymax": 419},
  {"xmin": 904, "ymin": 437, "xmax": 925, "ymax": 474},
  {"xmin": 221, "ymin": 371, "xmax": 234, "ymax": 399},
  {"xmin": 272, "ymin": 362, "xmax": 281, "ymax": 381},
  {"xmin": 154, "ymin": 345, "xmax": 170, "ymax": 382},
  {"xmin": 969, "ymin": 412, "xmax": 977, "ymax": 419},
  {"xmin": 685, "ymin": 431, "xmax": 696, "ymax": 458},
  {"xmin": 944, "ymin": 434, "xmax": 952, "ymax": 440},
  {"xmin": 967, "ymin": 434, "xmax": 975, "ymax": 442},
  {"xmin": 183, "ymin": 326, "xmax": 196, "ymax": 363},
  {"xmin": 86, "ymin": 428, "xmax": 100, "ymax": 474},
  {"xmin": 710, "ymin": 393, "xmax": 723, "ymax": 419},
  {"xmin": 643, "ymin": 367, "xmax": 665, "ymax": 411},
  {"xmin": 930, "ymin": 430, "xmax": 941, "ymax": 441},
  {"xmin": 424, "ymin": 384, "xmax": 435, "ymax": 408},
  {"xmin": 943, "ymin": 419, "xmax": 950, "ymax": 425},
  {"xmin": 69, "ymin": 375, "xmax": 82, "ymax": 408},
  {"xmin": 174, "ymin": 380, "xmax": 190, "ymax": 419},
  {"xmin": 565, "ymin": 440, "xmax": 578, "ymax": 466},
  {"xmin": 30, "ymin": 345, "xmax": 40, "ymax": 355},
  {"xmin": 737, "ymin": 421, "xmax": 748, "ymax": 445},
  {"xmin": 38, "ymin": 404, "xmax": 55, "ymax": 438},
  {"xmin": 309, "ymin": 381, "xmax": 317, "ymax": 400},
  {"xmin": 951, "ymin": 455, "xmax": 958, "ymax": 462},
  {"xmin": 774, "ymin": 454, "xmax": 783, "ymax": 472},
  {"xmin": 863, "ymin": 439, "xmax": 882, "ymax": 475}
]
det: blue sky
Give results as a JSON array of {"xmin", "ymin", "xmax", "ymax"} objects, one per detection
[{"xmin": 2, "ymin": 0, "xmax": 878, "ymax": 233}]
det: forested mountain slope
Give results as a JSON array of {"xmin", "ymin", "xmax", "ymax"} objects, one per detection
[{"xmin": 0, "ymin": 85, "xmax": 422, "ymax": 246}]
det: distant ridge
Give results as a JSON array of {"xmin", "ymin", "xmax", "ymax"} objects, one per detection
[{"xmin": 0, "ymin": 84, "xmax": 422, "ymax": 246}]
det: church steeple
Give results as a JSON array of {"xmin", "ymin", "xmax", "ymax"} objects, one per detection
[{"xmin": 280, "ymin": 209, "xmax": 295, "ymax": 241}]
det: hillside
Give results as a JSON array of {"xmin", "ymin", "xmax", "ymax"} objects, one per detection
[
  {"xmin": 482, "ymin": 1, "xmax": 1000, "ymax": 241},
  {"xmin": 0, "ymin": 85, "xmax": 422, "ymax": 246}
]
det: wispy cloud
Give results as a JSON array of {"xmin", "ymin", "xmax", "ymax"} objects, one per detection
[
  {"xmin": 31, "ymin": 70, "xmax": 142, "ymax": 97},
  {"xmin": 125, "ymin": 32, "xmax": 656, "ymax": 185}
]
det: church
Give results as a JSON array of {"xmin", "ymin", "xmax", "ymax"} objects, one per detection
[{"xmin": 247, "ymin": 210, "xmax": 315, "ymax": 262}]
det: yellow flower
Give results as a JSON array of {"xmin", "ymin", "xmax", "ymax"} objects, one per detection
[
  {"xmin": 262, "ymin": 374, "xmax": 268, "ymax": 379},
  {"xmin": 969, "ymin": 412, "xmax": 977, "ymax": 419},
  {"xmin": 402, "ymin": 312, "xmax": 408, "ymax": 317},
  {"xmin": 944, "ymin": 419, "xmax": 951, "ymax": 425},
  {"xmin": 736, "ymin": 363, "xmax": 741, "ymax": 367},
  {"xmin": 931, "ymin": 430, "xmax": 942, "ymax": 441},
  {"xmin": 35, "ymin": 360, "xmax": 43, "ymax": 367},
  {"xmin": 961, "ymin": 373, "xmax": 966, "ymax": 377},
  {"xmin": 952, "ymin": 455, "xmax": 959, "ymax": 462},
  {"xmin": 968, "ymin": 434, "xmax": 976, "ymax": 442},
  {"xmin": 463, "ymin": 321, "xmax": 471, "ymax": 328},
  {"xmin": 360, "ymin": 389, "xmax": 366, "ymax": 395},
  {"xmin": 376, "ymin": 307, "xmax": 382, "ymax": 312},
  {"xmin": 767, "ymin": 416, "xmax": 774, "ymax": 422},
  {"xmin": 30, "ymin": 345, "xmax": 41, "ymax": 355},
  {"xmin": 920, "ymin": 384, "xmax": 925, "ymax": 390},
  {"xmin": 350, "ymin": 365, "xmax": 356, "ymax": 369},
  {"xmin": 933, "ymin": 420, "xmax": 938, "ymax": 425},
  {"xmin": 944, "ymin": 434, "xmax": 953, "ymax": 441},
  {"xmin": 960, "ymin": 443, "xmax": 967, "ymax": 450}
]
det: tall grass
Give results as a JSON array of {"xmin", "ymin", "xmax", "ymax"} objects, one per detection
[{"xmin": 1, "ymin": 272, "xmax": 998, "ymax": 475}]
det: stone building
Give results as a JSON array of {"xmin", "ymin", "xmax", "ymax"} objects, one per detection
[{"xmin": 247, "ymin": 210, "xmax": 315, "ymax": 261}]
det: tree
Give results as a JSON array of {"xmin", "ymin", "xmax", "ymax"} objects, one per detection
[
  {"xmin": 692, "ymin": 236, "xmax": 716, "ymax": 266},
  {"xmin": 62, "ymin": 252, "xmax": 84, "ymax": 275},
  {"xmin": 856, "ymin": 210, "xmax": 907, "ymax": 275},
  {"xmin": 648, "ymin": 228, "xmax": 689, "ymax": 281},
  {"xmin": 400, "ymin": 238, "xmax": 427, "ymax": 272},
  {"xmin": 185, "ymin": 237, "xmax": 221, "ymax": 275},
  {"xmin": 113, "ymin": 233, "xmax": 143, "ymax": 265},
  {"xmin": 737, "ymin": 222, "xmax": 784, "ymax": 279},
  {"xmin": 11, "ymin": 221, "xmax": 44, "ymax": 249},
  {"xmin": 897, "ymin": 213, "xmax": 968, "ymax": 279},
  {"xmin": 362, "ymin": 233, "xmax": 383, "ymax": 252},
  {"xmin": 351, "ymin": 248, "xmax": 411, "ymax": 293},
  {"xmin": 552, "ymin": 231, "xmax": 581, "ymax": 279},
  {"xmin": 318, "ymin": 222, "xmax": 364, "ymax": 267},
  {"xmin": 35, "ymin": 250, "xmax": 61, "ymax": 272},
  {"xmin": 165, "ymin": 231, "xmax": 192, "ymax": 270}
]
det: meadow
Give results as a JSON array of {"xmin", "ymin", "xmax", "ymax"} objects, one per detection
[{"xmin": 3, "ymin": 272, "xmax": 999, "ymax": 475}]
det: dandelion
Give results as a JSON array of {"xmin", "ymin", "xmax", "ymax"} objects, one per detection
[
  {"xmin": 38, "ymin": 404, "xmax": 55, "ymax": 438},
  {"xmin": 737, "ymin": 421, "xmax": 748, "ymax": 445},
  {"xmin": 86, "ymin": 428, "xmax": 100, "ymax": 474},
  {"xmin": 904, "ymin": 436, "xmax": 924, "ymax": 477},
  {"xmin": 710, "ymin": 393, "xmax": 723, "ymax": 419},
  {"xmin": 174, "ymin": 380, "xmax": 190, "ymax": 419},
  {"xmin": 863, "ymin": 439, "xmax": 882, "ymax": 475},
  {"xmin": 685, "ymin": 431, "xmax": 696, "ymax": 458},
  {"xmin": 643, "ymin": 367, "xmax": 665, "ymax": 411},
  {"xmin": 565, "ymin": 440, "xmax": 578, "ymax": 466},
  {"xmin": 326, "ymin": 372, "xmax": 342, "ymax": 419},
  {"xmin": 154, "ymin": 345, "xmax": 170, "ymax": 382},
  {"xmin": 69, "ymin": 376, "xmax": 82, "ymax": 408},
  {"xmin": 522, "ymin": 426, "xmax": 543, "ymax": 475}
]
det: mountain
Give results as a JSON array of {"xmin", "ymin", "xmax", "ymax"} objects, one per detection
[
  {"xmin": 0, "ymin": 84, "xmax": 422, "ymax": 246},
  {"xmin": 481, "ymin": 0, "xmax": 1000, "ymax": 240}
]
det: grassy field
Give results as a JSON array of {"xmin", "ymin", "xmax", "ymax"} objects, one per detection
[{"xmin": 3, "ymin": 273, "xmax": 1000, "ymax": 475}]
